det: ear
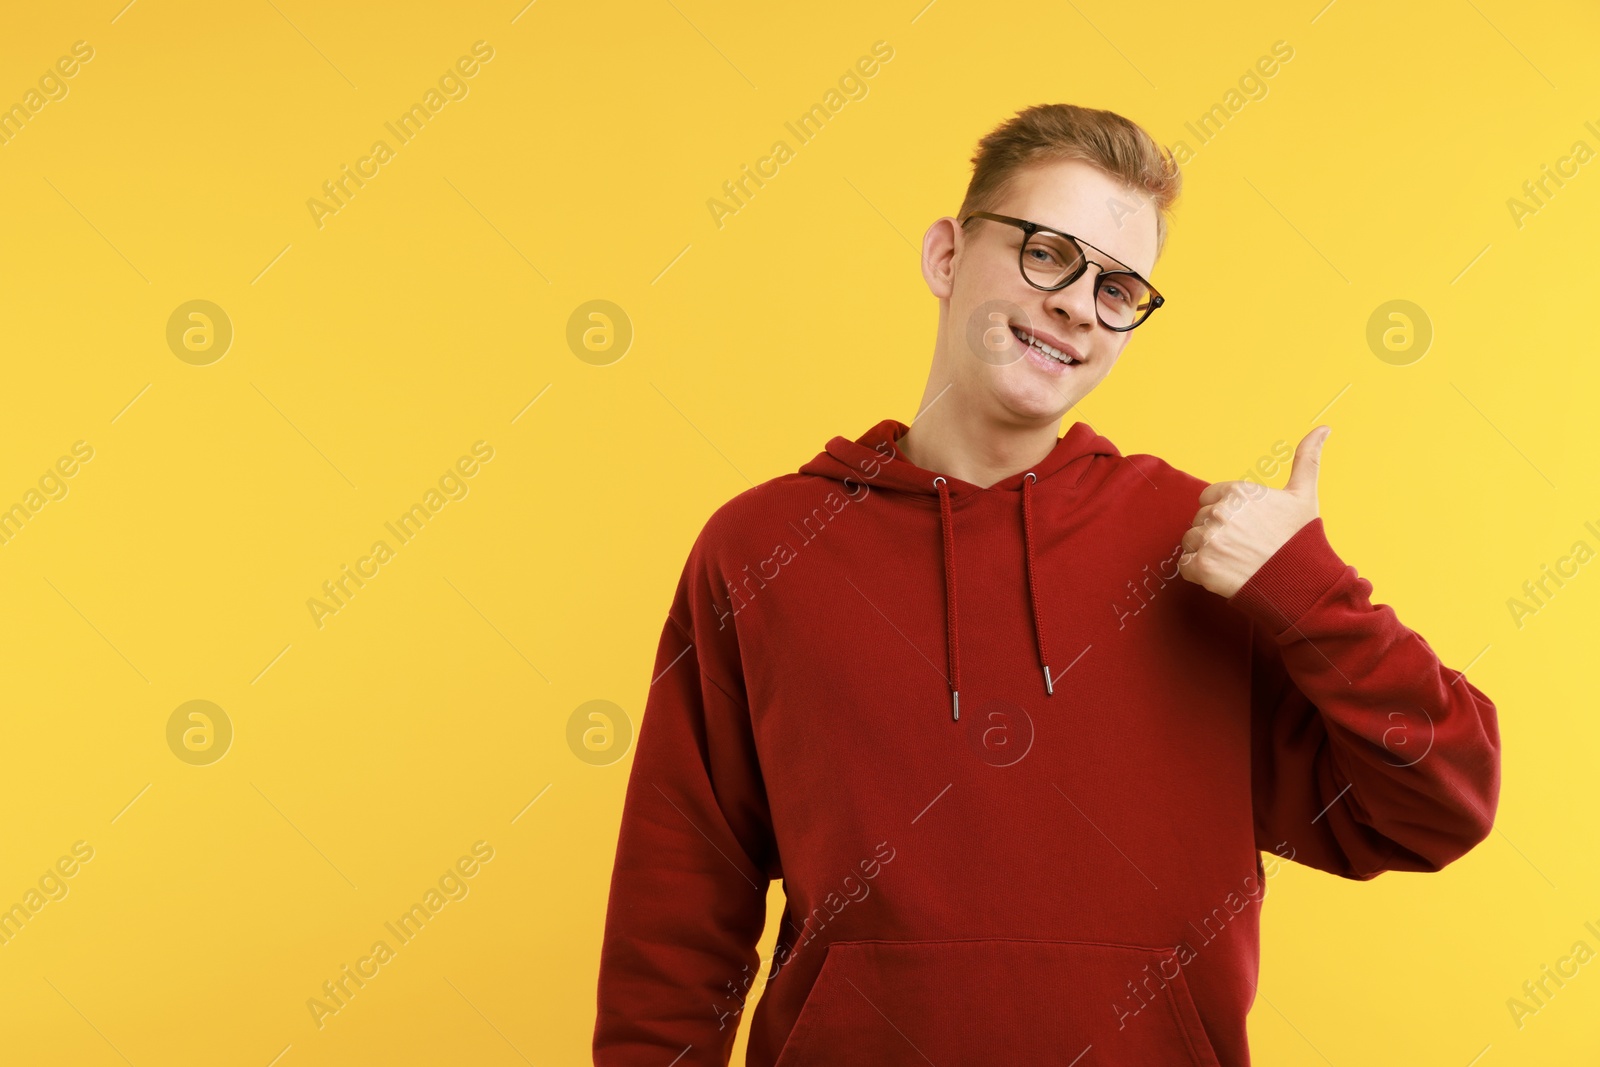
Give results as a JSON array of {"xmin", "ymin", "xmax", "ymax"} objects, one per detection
[{"xmin": 921, "ymin": 217, "xmax": 961, "ymax": 300}]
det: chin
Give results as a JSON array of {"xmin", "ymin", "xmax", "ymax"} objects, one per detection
[
  {"xmin": 992, "ymin": 383, "xmax": 1078, "ymax": 422},
  {"xmin": 989, "ymin": 366, "xmax": 1079, "ymax": 411}
]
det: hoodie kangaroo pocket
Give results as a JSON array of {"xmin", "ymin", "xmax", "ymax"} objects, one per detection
[{"xmin": 770, "ymin": 937, "xmax": 1222, "ymax": 1067}]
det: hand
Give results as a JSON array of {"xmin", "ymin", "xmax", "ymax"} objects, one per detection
[{"xmin": 1177, "ymin": 425, "xmax": 1331, "ymax": 599}]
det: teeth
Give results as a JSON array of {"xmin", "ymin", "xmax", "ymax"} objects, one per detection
[{"xmin": 1013, "ymin": 326, "xmax": 1077, "ymax": 364}]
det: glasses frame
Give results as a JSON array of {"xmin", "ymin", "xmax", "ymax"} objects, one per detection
[{"xmin": 959, "ymin": 211, "xmax": 1165, "ymax": 332}]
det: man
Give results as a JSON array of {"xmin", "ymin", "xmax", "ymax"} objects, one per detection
[{"xmin": 593, "ymin": 102, "xmax": 1500, "ymax": 1066}]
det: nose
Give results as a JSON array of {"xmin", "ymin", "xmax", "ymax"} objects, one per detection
[{"xmin": 1041, "ymin": 268, "xmax": 1102, "ymax": 333}]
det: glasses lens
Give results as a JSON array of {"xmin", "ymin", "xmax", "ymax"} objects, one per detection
[
  {"xmin": 1097, "ymin": 273, "xmax": 1155, "ymax": 330},
  {"xmin": 1021, "ymin": 231, "xmax": 1086, "ymax": 289}
]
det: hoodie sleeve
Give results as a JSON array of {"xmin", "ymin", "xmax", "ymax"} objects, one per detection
[
  {"xmin": 593, "ymin": 528, "xmax": 779, "ymax": 1065},
  {"xmin": 1225, "ymin": 517, "xmax": 1501, "ymax": 880}
]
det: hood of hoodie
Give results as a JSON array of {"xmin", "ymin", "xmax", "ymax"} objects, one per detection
[
  {"xmin": 798, "ymin": 417, "xmax": 1120, "ymax": 500},
  {"xmin": 799, "ymin": 417, "xmax": 1122, "ymax": 721}
]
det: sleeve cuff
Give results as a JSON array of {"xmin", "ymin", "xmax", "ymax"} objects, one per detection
[{"xmin": 1224, "ymin": 516, "xmax": 1355, "ymax": 634}]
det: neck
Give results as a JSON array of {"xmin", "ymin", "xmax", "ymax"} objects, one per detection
[{"xmin": 896, "ymin": 397, "xmax": 1061, "ymax": 490}]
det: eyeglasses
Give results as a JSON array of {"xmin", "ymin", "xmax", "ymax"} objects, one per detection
[{"xmin": 959, "ymin": 211, "xmax": 1165, "ymax": 332}]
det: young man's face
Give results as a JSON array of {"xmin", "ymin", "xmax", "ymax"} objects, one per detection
[{"xmin": 928, "ymin": 158, "xmax": 1161, "ymax": 423}]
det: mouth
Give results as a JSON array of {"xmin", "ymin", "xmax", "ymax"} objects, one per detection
[{"xmin": 1010, "ymin": 325, "xmax": 1083, "ymax": 367}]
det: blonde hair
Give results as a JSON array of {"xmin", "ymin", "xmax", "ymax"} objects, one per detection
[{"xmin": 957, "ymin": 103, "xmax": 1182, "ymax": 261}]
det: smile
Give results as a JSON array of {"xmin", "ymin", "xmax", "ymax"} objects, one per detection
[{"xmin": 1010, "ymin": 325, "xmax": 1081, "ymax": 366}]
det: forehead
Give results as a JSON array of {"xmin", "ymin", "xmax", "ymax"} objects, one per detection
[{"xmin": 997, "ymin": 159, "xmax": 1158, "ymax": 277}]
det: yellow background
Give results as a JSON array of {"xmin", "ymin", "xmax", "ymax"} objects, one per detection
[{"xmin": 0, "ymin": 0, "xmax": 1595, "ymax": 1063}]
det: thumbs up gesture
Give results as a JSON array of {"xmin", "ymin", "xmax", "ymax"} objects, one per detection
[{"xmin": 1177, "ymin": 426, "xmax": 1331, "ymax": 599}]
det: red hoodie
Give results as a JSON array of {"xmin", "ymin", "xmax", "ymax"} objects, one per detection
[{"xmin": 593, "ymin": 418, "xmax": 1501, "ymax": 1066}]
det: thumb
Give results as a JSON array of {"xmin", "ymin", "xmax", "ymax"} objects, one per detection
[{"xmin": 1284, "ymin": 425, "xmax": 1330, "ymax": 496}]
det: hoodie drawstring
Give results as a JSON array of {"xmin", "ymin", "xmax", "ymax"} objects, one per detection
[
  {"xmin": 1021, "ymin": 472, "xmax": 1054, "ymax": 697},
  {"xmin": 932, "ymin": 477, "xmax": 962, "ymax": 720},
  {"xmin": 932, "ymin": 473, "xmax": 1055, "ymax": 722}
]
